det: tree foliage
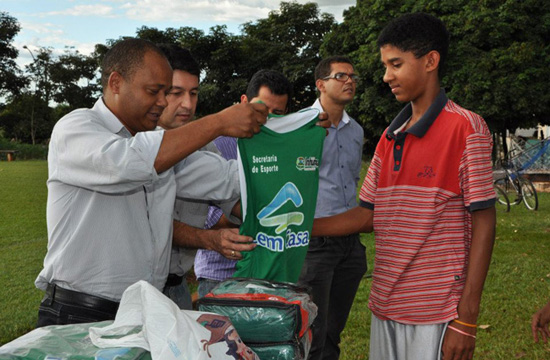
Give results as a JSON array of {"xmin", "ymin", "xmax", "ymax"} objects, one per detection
[
  {"xmin": 1, "ymin": 43, "xmax": 100, "ymax": 142},
  {"xmin": 5, "ymin": 1, "xmax": 550, "ymax": 147},
  {"xmin": 25, "ymin": 47, "xmax": 54, "ymax": 105},
  {"xmin": 0, "ymin": 12, "xmax": 27, "ymax": 98},
  {"xmin": 0, "ymin": 93, "xmax": 52, "ymax": 143},
  {"xmin": 136, "ymin": 2, "xmax": 336, "ymax": 114},
  {"xmin": 323, "ymin": 0, "xmax": 550, "ymax": 153},
  {"xmin": 49, "ymin": 47, "xmax": 100, "ymax": 109},
  {"xmin": 239, "ymin": 1, "xmax": 336, "ymax": 109}
]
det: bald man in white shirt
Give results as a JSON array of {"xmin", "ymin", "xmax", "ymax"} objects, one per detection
[{"xmin": 35, "ymin": 38, "xmax": 268, "ymax": 327}]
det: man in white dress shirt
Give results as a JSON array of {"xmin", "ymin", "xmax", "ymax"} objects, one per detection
[{"xmin": 35, "ymin": 38, "xmax": 268, "ymax": 327}]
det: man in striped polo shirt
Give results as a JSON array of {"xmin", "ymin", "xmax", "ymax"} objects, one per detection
[{"xmin": 313, "ymin": 13, "xmax": 496, "ymax": 360}]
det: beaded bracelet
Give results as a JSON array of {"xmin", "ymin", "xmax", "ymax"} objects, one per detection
[
  {"xmin": 448, "ymin": 325, "xmax": 477, "ymax": 339},
  {"xmin": 453, "ymin": 319, "xmax": 477, "ymax": 328}
]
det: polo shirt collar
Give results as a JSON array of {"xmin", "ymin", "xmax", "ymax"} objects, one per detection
[
  {"xmin": 312, "ymin": 98, "xmax": 351, "ymax": 128},
  {"xmin": 386, "ymin": 89, "xmax": 448, "ymax": 140},
  {"xmin": 93, "ymin": 97, "xmax": 132, "ymax": 137}
]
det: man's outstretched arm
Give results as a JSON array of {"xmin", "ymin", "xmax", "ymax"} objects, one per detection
[{"xmin": 155, "ymin": 102, "xmax": 268, "ymax": 173}]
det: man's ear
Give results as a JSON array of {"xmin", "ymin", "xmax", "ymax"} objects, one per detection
[
  {"xmin": 240, "ymin": 94, "xmax": 248, "ymax": 104},
  {"xmin": 108, "ymin": 72, "xmax": 123, "ymax": 94},
  {"xmin": 425, "ymin": 50, "xmax": 441, "ymax": 73},
  {"xmin": 315, "ymin": 78, "xmax": 325, "ymax": 93}
]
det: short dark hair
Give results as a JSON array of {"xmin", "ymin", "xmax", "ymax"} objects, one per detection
[
  {"xmin": 157, "ymin": 43, "xmax": 200, "ymax": 77},
  {"xmin": 314, "ymin": 55, "xmax": 354, "ymax": 81},
  {"xmin": 101, "ymin": 38, "xmax": 167, "ymax": 90},
  {"xmin": 377, "ymin": 13, "xmax": 449, "ymax": 72},
  {"xmin": 245, "ymin": 69, "xmax": 293, "ymax": 108}
]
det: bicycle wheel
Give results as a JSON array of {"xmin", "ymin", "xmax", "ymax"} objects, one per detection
[
  {"xmin": 519, "ymin": 178, "xmax": 538, "ymax": 210},
  {"xmin": 494, "ymin": 178, "xmax": 521, "ymax": 206},
  {"xmin": 494, "ymin": 185, "xmax": 510, "ymax": 213}
]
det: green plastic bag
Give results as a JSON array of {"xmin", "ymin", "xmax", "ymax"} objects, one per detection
[
  {"xmin": 0, "ymin": 321, "xmax": 151, "ymax": 360},
  {"xmin": 249, "ymin": 328, "xmax": 312, "ymax": 360}
]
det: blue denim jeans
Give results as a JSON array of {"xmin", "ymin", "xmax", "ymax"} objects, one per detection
[{"xmin": 298, "ymin": 234, "xmax": 367, "ymax": 360}]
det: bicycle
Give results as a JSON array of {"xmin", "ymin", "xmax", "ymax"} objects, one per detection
[
  {"xmin": 493, "ymin": 184, "xmax": 510, "ymax": 213},
  {"xmin": 494, "ymin": 161, "xmax": 538, "ymax": 211}
]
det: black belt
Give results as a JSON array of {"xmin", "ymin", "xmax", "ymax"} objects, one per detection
[
  {"xmin": 165, "ymin": 273, "xmax": 184, "ymax": 287},
  {"xmin": 45, "ymin": 283, "xmax": 119, "ymax": 314}
]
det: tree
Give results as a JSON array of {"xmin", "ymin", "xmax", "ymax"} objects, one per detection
[
  {"xmin": 194, "ymin": 25, "xmax": 247, "ymax": 114},
  {"xmin": 4, "ymin": 46, "xmax": 101, "ymax": 143},
  {"xmin": 0, "ymin": 12, "xmax": 27, "ymax": 99},
  {"xmin": 0, "ymin": 92, "xmax": 52, "ymax": 143},
  {"xmin": 49, "ymin": 47, "xmax": 100, "ymax": 110},
  {"xmin": 25, "ymin": 47, "xmax": 53, "ymax": 105},
  {"xmin": 323, "ymin": 0, "xmax": 550, "ymax": 154},
  {"xmin": 134, "ymin": 2, "xmax": 336, "ymax": 115},
  {"xmin": 240, "ymin": 1, "xmax": 336, "ymax": 109}
]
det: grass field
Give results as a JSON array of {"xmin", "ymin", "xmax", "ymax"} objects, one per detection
[{"xmin": 1, "ymin": 160, "xmax": 550, "ymax": 358}]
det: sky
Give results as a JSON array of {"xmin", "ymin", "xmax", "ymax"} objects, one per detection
[{"xmin": 4, "ymin": 0, "xmax": 356, "ymax": 68}]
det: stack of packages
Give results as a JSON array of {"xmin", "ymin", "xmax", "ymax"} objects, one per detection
[{"xmin": 197, "ymin": 277, "xmax": 318, "ymax": 360}]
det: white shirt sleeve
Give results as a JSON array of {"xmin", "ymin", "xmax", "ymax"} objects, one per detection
[
  {"xmin": 48, "ymin": 108, "xmax": 163, "ymax": 194},
  {"xmin": 173, "ymin": 150, "xmax": 240, "ymax": 202}
]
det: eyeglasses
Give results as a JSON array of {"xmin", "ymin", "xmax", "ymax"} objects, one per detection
[{"xmin": 322, "ymin": 72, "xmax": 360, "ymax": 83}]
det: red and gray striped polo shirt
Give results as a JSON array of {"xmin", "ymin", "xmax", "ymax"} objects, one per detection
[{"xmin": 359, "ymin": 89, "xmax": 496, "ymax": 324}]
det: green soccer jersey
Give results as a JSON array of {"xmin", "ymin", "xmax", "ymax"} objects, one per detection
[{"xmin": 233, "ymin": 108, "xmax": 325, "ymax": 283}]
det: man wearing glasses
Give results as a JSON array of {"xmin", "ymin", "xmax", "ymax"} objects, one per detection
[{"xmin": 298, "ymin": 56, "xmax": 366, "ymax": 360}]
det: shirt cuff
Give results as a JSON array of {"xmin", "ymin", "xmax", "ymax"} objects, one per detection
[
  {"xmin": 359, "ymin": 200, "xmax": 374, "ymax": 210},
  {"xmin": 468, "ymin": 198, "xmax": 496, "ymax": 212}
]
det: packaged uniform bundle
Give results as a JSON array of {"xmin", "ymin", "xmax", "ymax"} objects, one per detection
[
  {"xmin": 197, "ymin": 278, "xmax": 317, "ymax": 360},
  {"xmin": 0, "ymin": 321, "xmax": 151, "ymax": 360},
  {"xmin": 246, "ymin": 330, "xmax": 312, "ymax": 360}
]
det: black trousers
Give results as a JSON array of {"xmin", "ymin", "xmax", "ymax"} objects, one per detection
[
  {"xmin": 298, "ymin": 234, "xmax": 367, "ymax": 360},
  {"xmin": 36, "ymin": 284, "xmax": 119, "ymax": 328}
]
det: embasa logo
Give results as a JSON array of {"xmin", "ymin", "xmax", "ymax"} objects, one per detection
[
  {"xmin": 296, "ymin": 156, "xmax": 319, "ymax": 171},
  {"xmin": 255, "ymin": 182, "xmax": 309, "ymax": 252}
]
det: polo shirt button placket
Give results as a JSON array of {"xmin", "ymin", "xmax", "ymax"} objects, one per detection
[{"xmin": 393, "ymin": 142, "xmax": 404, "ymax": 171}]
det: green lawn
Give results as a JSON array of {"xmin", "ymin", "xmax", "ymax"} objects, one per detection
[
  {"xmin": 0, "ymin": 161, "xmax": 48, "ymax": 345},
  {"xmin": 1, "ymin": 160, "xmax": 550, "ymax": 359}
]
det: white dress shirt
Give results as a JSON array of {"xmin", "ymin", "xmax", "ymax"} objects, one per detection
[{"xmin": 35, "ymin": 98, "xmax": 239, "ymax": 301}]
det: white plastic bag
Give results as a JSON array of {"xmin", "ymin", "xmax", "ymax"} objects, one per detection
[{"xmin": 89, "ymin": 280, "xmax": 258, "ymax": 360}]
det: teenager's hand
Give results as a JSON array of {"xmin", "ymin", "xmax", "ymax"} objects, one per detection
[
  {"xmin": 532, "ymin": 301, "xmax": 550, "ymax": 343},
  {"xmin": 441, "ymin": 323, "xmax": 476, "ymax": 360}
]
